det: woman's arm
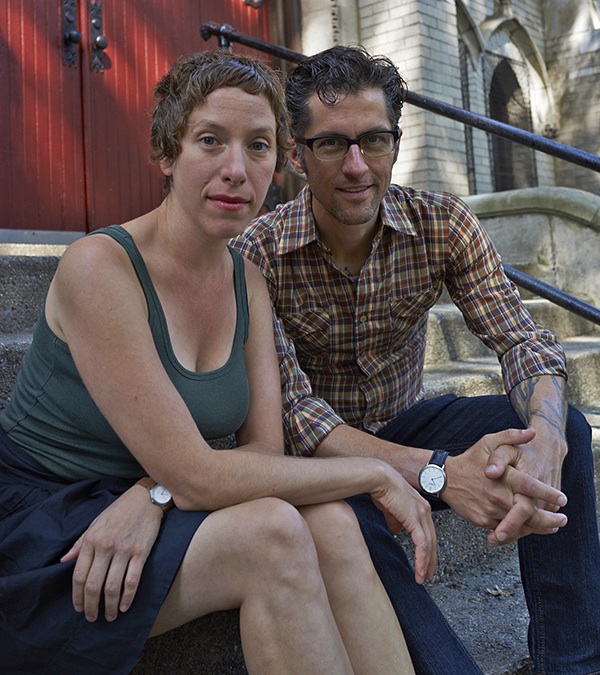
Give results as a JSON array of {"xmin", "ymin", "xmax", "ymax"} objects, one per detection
[
  {"xmin": 49, "ymin": 240, "xmax": 417, "ymax": 514},
  {"xmin": 49, "ymin": 237, "xmax": 436, "ymax": 620},
  {"xmin": 234, "ymin": 259, "xmax": 285, "ymax": 455}
]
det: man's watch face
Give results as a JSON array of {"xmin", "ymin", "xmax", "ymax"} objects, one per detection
[{"xmin": 419, "ymin": 465, "xmax": 446, "ymax": 494}]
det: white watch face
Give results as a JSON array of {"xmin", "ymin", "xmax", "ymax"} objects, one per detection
[
  {"xmin": 150, "ymin": 484, "xmax": 172, "ymax": 505},
  {"xmin": 419, "ymin": 465, "xmax": 446, "ymax": 495}
]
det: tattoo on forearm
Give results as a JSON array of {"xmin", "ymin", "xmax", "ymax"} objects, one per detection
[{"xmin": 511, "ymin": 376, "xmax": 567, "ymax": 433}]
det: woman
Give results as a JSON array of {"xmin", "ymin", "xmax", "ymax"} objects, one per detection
[{"xmin": 0, "ymin": 51, "xmax": 436, "ymax": 674}]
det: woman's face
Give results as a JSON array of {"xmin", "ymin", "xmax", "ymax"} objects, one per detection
[{"xmin": 161, "ymin": 86, "xmax": 278, "ymax": 239}]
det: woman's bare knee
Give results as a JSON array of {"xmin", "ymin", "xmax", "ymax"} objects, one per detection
[
  {"xmin": 299, "ymin": 501, "xmax": 376, "ymax": 578},
  {"xmin": 151, "ymin": 498, "xmax": 322, "ymax": 635}
]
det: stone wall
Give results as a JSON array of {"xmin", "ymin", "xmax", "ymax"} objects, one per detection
[{"xmin": 297, "ymin": 0, "xmax": 600, "ymax": 197}]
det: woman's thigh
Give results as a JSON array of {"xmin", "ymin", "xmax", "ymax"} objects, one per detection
[{"xmin": 151, "ymin": 497, "xmax": 319, "ymax": 635}]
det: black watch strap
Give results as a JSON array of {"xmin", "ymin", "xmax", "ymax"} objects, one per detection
[{"xmin": 430, "ymin": 449, "xmax": 449, "ymax": 467}]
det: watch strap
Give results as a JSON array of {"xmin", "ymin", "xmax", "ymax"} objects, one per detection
[
  {"xmin": 429, "ymin": 449, "xmax": 449, "ymax": 468},
  {"xmin": 136, "ymin": 476, "xmax": 156, "ymax": 490}
]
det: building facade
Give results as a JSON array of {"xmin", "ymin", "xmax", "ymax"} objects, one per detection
[{"xmin": 295, "ymin": 0, "xmax": 600, "ymax": 197}]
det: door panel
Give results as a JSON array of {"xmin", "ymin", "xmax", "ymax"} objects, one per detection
[
  {"xmin": 0, "ymin": 0, "xmax": 86, "ymax": 231},
  {"xmin": 0, "ymin": 0, "xmax": 271, "ymax": 233}
]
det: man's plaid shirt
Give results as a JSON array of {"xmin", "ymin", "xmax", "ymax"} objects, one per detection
[{"xmin": 232, "ymin": 185, "xmax": 567, "ymax": 457}]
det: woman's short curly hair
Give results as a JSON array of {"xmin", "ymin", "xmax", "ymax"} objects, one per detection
[{"xmin": 150, "ymin": 50, "xmax": 290, "ymax": 191}]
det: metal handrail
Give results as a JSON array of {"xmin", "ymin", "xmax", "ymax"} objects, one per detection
[
  {"xmin": 504, "ymin": 265, "xmax": 600, "ymax": 325},
  {"xmin": 200, "ymin": 22, "xmax": 600, "ymax": 173},
  {"xmin": 200, "ymin": 22, "xmax": 600, "ymax": 325}
]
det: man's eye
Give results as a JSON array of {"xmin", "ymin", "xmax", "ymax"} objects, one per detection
[{"xmin": 315, "ymin": 137, "xmax": 345, "ymax": 150}]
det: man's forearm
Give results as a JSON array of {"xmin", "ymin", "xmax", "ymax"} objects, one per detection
[
  {"xmin": 509, "ymin": 374, "xmax": 568, "ymax": 438},
  {"xmin": 315, "ymin": 423, "xmax": 431, "ymax": 489},
  {"xmin": 508, "ymin": 374, "xmax": 569, "ymax": 491}
]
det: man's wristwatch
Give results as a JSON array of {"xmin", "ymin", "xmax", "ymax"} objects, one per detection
[
  {"xmin": 137, "ymin": 477, "xmax": 174, "ymax": 513},
  {"xmin": 418, "ymin": 450, "xmax": 449, "ymax": 498}
]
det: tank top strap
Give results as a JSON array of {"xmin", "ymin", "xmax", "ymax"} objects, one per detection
[{"xmin": 89, "ymin": 225, "xmax": 162, "ymax": 318}]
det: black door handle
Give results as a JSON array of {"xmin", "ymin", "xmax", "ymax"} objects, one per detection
[
  {"xmin": 63, "ymin": 0, "xmax": 81, "ymax": 66},
  {"xmin": 90, "ymin": 2, "xmax": 108, "ymax": 71}
]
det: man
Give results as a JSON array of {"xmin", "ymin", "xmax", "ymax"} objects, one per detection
[{"xmin": 232, "ymin": 46, "xmax": 600, "ymax": 674}]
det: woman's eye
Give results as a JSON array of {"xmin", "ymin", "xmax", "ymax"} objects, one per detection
[
  {"xmin": 199, "ymin": 136, "xmax": 219, "ymax": 147},
  {"xmin": 250, "ymin": 140, "xmax": 270, "ymax": 152}
]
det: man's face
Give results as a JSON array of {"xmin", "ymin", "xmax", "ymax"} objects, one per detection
[{"xmin": 290, "ymin": 87, "xmax": 400, "ymax": 232}]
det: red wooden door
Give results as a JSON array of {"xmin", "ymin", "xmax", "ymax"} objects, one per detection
[
  {"xmin": 0, "ymin": 1, "xmax": 87, "ymax": 232},
  {"xmin": 0, "ymin": 0, "xmax": 271, "ymax": 233}
]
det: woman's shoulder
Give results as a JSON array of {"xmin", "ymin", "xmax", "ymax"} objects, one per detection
[
  {"xmin": 46, "ymin": 228, "xmax": 145, "ymax": 335},
  {"xmin": 240, "ymin": 254, "xmax": 267, "ymax": 291},
  {"xmin": 57, "ymin": 226, "xmax": 141, "ymax": 287}
]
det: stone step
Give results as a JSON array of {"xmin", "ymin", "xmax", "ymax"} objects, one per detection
[
  {"xmin": 425, "ymin": 298, "xmax": 598, "ymax": 365},
  {"xmin": 424, "ymin": 333, "xmax": 600, "ymax": 411},
  {"xmin": 0, "ymin": 254, "xmax": 59, "ymax": 333},
  {"xmin": 0, "ymin": 333, "xmax": 34, "ymax": 406}
]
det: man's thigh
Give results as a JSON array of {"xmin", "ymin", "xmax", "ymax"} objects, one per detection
[{"xmin": 376, "ymin": 394, "xmax": 522, "ymax": 455}]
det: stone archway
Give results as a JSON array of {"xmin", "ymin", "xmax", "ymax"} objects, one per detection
[{"xmin": 488, "ymin": 58, "xmax": 537, "ymax": 190}]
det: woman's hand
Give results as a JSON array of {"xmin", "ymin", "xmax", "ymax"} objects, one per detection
[
  {"xmin": 61, "ymin": 482, "xmax": 163, "ymax": 622},
  {"xmin": 370, "ymin": 467, "xmax": 437, "ymax": 585}
]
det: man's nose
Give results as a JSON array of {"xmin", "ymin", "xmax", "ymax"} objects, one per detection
[{"xmin": 342, "ymin": 143, "xmax": 369, "ymax": 173}]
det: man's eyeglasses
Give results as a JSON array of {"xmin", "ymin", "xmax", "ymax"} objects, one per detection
[{"xmin": 293, "ymin": 128, "xmax": 400, "ymax": 161}]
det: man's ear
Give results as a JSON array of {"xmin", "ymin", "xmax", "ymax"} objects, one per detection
[
  {"xmin": 392, "ymin": 128, "xmax": 403, "ymax": 164},
  {"xmin": 288, "ymin": 143, "xmax": 307, "ymax": 177}
]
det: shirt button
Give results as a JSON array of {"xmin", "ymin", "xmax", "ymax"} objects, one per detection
[{"xmin": 359, "ymin": 316, "xmax": 367, "ymax": 323}]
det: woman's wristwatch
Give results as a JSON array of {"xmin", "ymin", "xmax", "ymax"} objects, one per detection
[{"xmin": 136, "ymin": 477, "xmax": 174, "ymax": 513}]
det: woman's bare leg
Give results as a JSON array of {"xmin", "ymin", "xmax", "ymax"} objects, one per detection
[
  {"xmin": 299, "ymin": 501, "xmax": 416, "ymax": 675},
  {"xmin": 150, "ymin": 497, "xmax": 353, "ymax": 675}
]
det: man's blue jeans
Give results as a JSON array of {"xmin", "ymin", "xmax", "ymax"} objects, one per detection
[{"xmin": 346, "ymin": 394, "xmax": 600, "ymax": 675}]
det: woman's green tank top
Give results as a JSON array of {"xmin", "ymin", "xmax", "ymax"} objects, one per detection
[{"xmin": 0, "ymin": 225, "xmax": 250, "ymax": 481}]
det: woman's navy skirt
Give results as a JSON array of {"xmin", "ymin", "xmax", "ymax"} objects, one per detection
[{"xmin": 0, "ymin": 426, "xmax": 211, "ymax": 674}]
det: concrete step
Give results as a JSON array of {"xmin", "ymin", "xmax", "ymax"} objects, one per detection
[
  {"xmin": 424, "ymin": 333, "xmax": 600, "ymax": 411},
  {"xmin": 0, "ymin": 333, "xmax": 34, "ymax": 406},
  {"xmin": 0, "ymin": 254, "xmax": 59, "ymax": 333},
  {"xmin": 425, "ymin": 298, "xmax": 598, "ymax": 365}
]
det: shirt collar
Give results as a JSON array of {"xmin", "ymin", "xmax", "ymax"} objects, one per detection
[{"xmin": 379, "ymin": 185, "xmax": 419, "ymax": 237}]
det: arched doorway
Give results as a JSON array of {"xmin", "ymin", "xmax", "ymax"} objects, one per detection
[{"xmin": 488, "ymin": 58, "xmax": 537, "ymax": 191}]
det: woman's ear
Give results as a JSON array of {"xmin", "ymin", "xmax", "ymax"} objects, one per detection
[{"xmin": 160, "ymin": 158, "xmax": 174, "ymax": 176}]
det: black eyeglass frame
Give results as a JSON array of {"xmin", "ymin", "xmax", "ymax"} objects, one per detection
[{"xmin": 293, "ymin": 128, "xmax": 401, "ymax": 161}]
